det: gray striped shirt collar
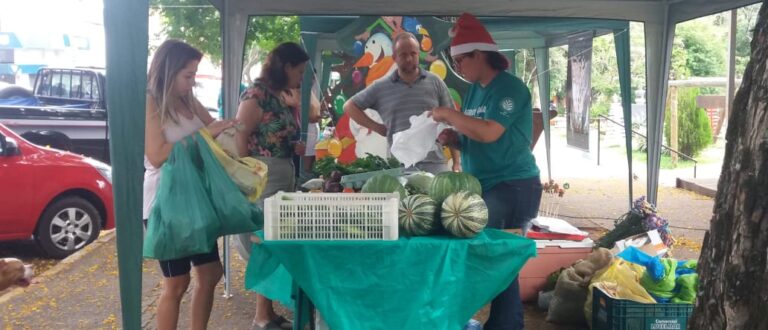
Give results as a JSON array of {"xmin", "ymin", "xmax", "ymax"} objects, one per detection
[{"xmin": 390, "ymin": 68, "xmax": 428, "ymax": 83}]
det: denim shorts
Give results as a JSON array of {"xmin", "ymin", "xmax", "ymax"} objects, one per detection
[{"xmin": 481, "ymin": 177, "xmax": 543, "ymax": 233}]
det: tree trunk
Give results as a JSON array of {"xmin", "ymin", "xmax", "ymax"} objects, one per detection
[{"xmin": 689, "ymin": 2, "xmax": 768, "ymax": 329}]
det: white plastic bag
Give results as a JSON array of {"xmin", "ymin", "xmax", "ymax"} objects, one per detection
[{"xmin": 390, "ymin": 112, "xmax": 449, "ymax": 167}]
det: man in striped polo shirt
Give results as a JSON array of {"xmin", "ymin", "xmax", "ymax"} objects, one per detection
[{"xmin": 344, "ymin": 32, "xmax": 460, "ymax": 174}]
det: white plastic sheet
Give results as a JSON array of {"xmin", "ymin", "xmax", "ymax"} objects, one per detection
[
  {"xmin": 390, "ymin": 112, "xmax": 449, "ymax": 167},
  {"xmin": 531, "ymin": 216, "xmax": 588, "ymax": 236}
]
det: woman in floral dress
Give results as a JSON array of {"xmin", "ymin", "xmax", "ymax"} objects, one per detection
[{"xmin": 234, "ymin": 42, "xmax": 309, "ymax": 330}]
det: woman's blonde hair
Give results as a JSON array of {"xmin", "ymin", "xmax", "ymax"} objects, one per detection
[{"xmin": 147, "ymin": 39, "xmax": 203, "ymax": 124}]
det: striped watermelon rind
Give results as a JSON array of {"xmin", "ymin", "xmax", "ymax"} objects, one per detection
[
  {"xmin": 441, "ymin": 191, "xmax": 488, "ymax": 238},
  {"xmin": 429, "ymin": 172, "xmax": 482, "ymax": 205},
  {"xmin": 398, "ymin": 194, "xmax": 438, "ymax": 236},
  {"xmin": 362, "ymin": 174, "xmax": 407, "ymax": 199}
]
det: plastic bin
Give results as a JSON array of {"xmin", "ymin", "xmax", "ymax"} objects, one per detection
[
  {"xmin": 592, "ymin": 286, "xmax": 693, "ymax": 330},
  {"xmin": 519, "ymin": 239, "xmax": 594, "ymax": 302},
  {"xmin": 264, "ymin": 192, "xmax": 399, "ymax": 241}
]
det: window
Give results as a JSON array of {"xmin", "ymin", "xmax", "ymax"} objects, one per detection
[
  {"xmin": 37, "ymin": 72, "xmax": 51, "ymax": 96},
  {"xmin": 50, "ymin": 73, "xmax": 62, "ymax": 97},
  {"xmin": 59, "ymin": 71, "xmax": 72, "ymax": 98},
  {"xmin": 90, "ymin": 74, "xmax": 100, "ymax": 100},
  {"xmin": 70, "ymin": 72, "xmax": 83, "ymax": 99}
]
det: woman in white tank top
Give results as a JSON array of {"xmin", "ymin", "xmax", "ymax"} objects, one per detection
[{"xmin": 144, "ymin": 39, "xmax": 236, "ymax": 330}]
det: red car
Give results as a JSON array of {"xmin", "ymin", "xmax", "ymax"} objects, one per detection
[{"xmin": 0, "ymin": 123, "xmax": 114, "ymax": 258}]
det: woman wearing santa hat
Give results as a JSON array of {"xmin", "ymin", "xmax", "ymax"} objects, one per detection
[{"xmin": 431, "ymin": 13, "xmax": 542, "ymax": 330}]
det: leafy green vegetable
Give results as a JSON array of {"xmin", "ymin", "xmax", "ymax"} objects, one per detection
[
  {"xmin": 312, "ymin": 153, "xmax": 402, "ymax": 178},
  {"xmin": 312, "ymin": 157, "xmax": 347, "ymax": 178}
]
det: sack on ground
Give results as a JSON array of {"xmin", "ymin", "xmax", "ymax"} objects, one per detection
[
  {"xmin": 546, "ymin": 267, "xmax": 588, "ymax": 325},
  {"xmin": 573, "ymin": 247, "xmax": 613, "ymax": 284},
  {"xmin": 143, "ymin": 138, "xmax": 220, "ymax": 260}
]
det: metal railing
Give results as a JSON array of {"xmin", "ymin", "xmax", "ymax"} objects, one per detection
[{"xmin": 597, "ymin": 115, "xmax": 698, "ymax": 178}]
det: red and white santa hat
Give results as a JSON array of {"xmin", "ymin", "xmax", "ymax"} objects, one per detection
[{"xmin": 449, "ymin": 13, "xmax": 498, "ymax": 57}]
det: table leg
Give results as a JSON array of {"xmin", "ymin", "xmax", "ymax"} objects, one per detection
[{"xmin": 293, "ymin": 283, "xmax": 316, "ymax": 330}]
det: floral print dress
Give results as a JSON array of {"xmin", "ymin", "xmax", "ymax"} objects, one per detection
[{"xmin": 239, "ymin": 80, "xmax": 300, "ymax": 158}]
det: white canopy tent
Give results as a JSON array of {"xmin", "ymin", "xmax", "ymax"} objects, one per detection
[{"xmin": 102, "ymin": 1, "xmax": 760, "ymax": 328}]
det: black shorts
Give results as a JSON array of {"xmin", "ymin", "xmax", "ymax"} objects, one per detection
[{"xmin": 144, "ymin": 220, "xmax": 221, "ymax": 278}]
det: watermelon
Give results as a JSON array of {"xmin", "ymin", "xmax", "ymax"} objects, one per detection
[
  {"xmin": 441, "ymin": 191, "xmax": 488, "ymax": 238},
  {"xmin": 398, "ymin": 194, "xmax": 438, "ymax": 236},
  {"xmin": 404, "ymin": 172, "xmax": 434, "ymax": 195},
  {"xmin": 429, "ymin": 172, "xmax": 482, "ymax": 205},
  {"xmin": 361, "ymin": 174, "xmax": 407, "ymax": 199}
]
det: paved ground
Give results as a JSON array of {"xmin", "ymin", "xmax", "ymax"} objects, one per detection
[{"xmin": 0, "ymin": 126, "xmax": 719, "ymax": 329}]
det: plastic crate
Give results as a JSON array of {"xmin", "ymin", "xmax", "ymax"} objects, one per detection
[
  {"xmin": 264, "ymin": 192, "xmax": 400, "ymax": 241},
  {"xmin": 592, "ymin": 286, "xmax": 693, "ymax": 330},
  {"xmin": 339, "ymin": 168, "xmax": 404, "ymax": 189}
]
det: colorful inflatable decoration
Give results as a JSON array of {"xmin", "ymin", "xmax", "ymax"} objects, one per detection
[
  {"xmin": 353, "ymin": 32, "xmax": 396, "ymax": 86},
  {"xmin": 429, "ymin": 59, "xmax": 447, "ymax": 80},
  {"xmin": 333, "ymin": 93, "xmax": 347, "ymax": 117}
]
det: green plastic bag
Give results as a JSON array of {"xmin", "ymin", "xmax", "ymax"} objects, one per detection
[
  {"xmin": 671, "ymin": 273, "xmax": 698, "ymax": 304},
  {"xmin": 640, "ymin": 258, "xmax": 677, "ymax": 299},
  {"xmin": 194, "ymin": 133, "xmax": 263, "ymax": 236},
  {"xmin": 143, "ymin": 138, "xmax": 220, "ymax": 260}
]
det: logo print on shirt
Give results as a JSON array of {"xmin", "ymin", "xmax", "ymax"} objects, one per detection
[
  {"xmin": 465, "ymin": 106, "xmax": 486, "ymax": 118},
  {"xmin": 500, "ymin": 97, "xmax": 515, "ymax": 116}
]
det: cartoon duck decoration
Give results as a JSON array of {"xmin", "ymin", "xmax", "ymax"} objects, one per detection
[{"xmin": 353, "ymin": 32, "xmax": 396, "ymax": 86}]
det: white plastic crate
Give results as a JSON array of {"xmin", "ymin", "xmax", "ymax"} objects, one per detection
[{"xmin": 264, "ymin": 192, "xmax": 400, "ymax": 241}]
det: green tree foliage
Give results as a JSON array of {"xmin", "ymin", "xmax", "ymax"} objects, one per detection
[
  {"xmin": 629, "ymin": 22, "xmax": 646, "ymax": 100},
  {"xmin": 735, "ymin": 4, "xmax": 761, "ymax": 74},
  {"xmin": 669, "ymin": 38, "xmax": 691, "ymax": 80},
  {"xmin": 675, "ymin": 19, "xmax": 726, "ymax": 77},
  {"xmin": 511, "ymin": 47, "xmax": 567, "ymax": 112},
  {"xmin": 151, "ymin": 0, "xmax": 299, "ymax": 64},
  {"xmin": 513, "ymin": 50, "xmax": 538, "ymax": 88},
  {"xmin": 548, "ymin": 46, "xmax": 568, "ymax": 110},
  {"xmin": 590, "ymin": 35, "xmax": 618, "ymax": 118},
  {"xmin": 545, "ymin": 26, "xmax": 646, "ymax": 120},
  {"xmin": 664, "ymin": 88, "xmax": 713, "ymax": 157}
]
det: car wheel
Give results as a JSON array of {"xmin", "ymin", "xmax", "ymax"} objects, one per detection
[{"xmin": 35, "ymin": 196, "xmax": 102, "ymax": 259}]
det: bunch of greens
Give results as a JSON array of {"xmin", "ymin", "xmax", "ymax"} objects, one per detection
[{"xmin": 312, "ymin": 153, "xmax": 401, "ymax": 178}]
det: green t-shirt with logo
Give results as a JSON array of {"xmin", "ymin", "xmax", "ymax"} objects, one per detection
[{"xmin": 460, "ymin": 71, "xmax": 540, "ymax": 190}]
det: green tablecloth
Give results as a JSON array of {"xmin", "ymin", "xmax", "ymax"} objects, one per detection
[{"xmin": 245, "ymin": 229, "xmax": 536, "ymax": 330}]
